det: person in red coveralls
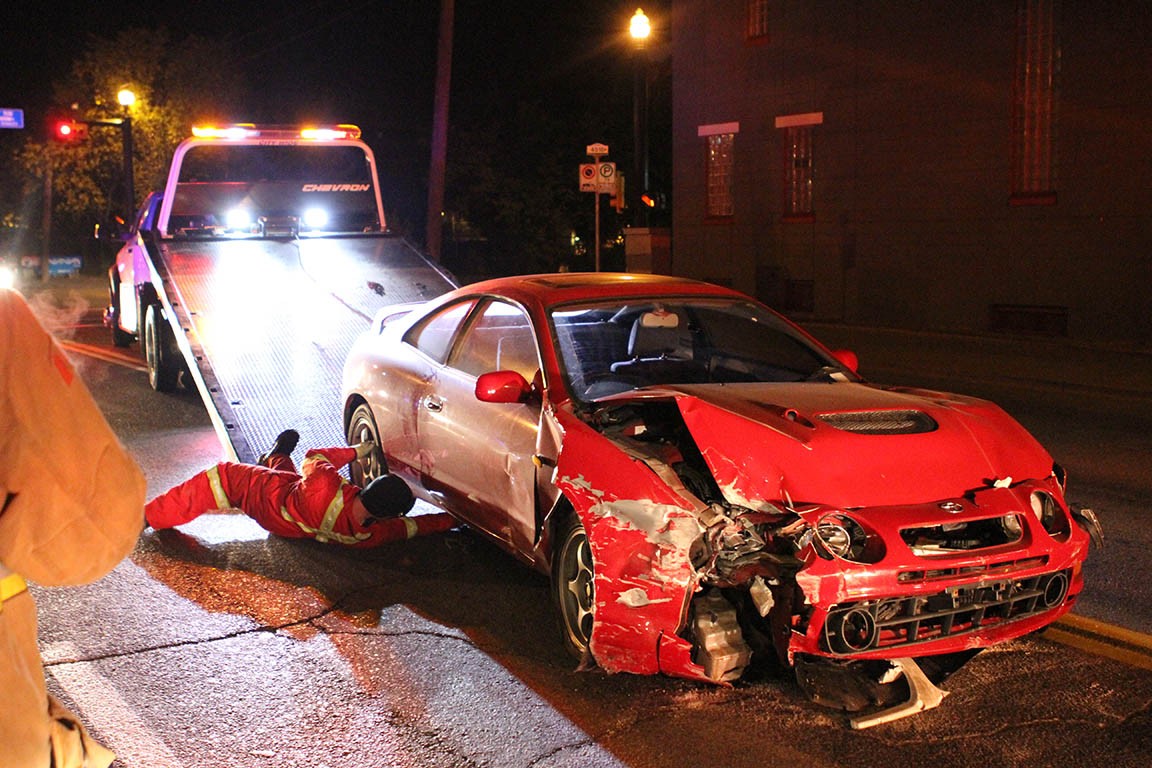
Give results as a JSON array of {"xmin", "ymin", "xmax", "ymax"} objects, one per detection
[{"xmin": 145, "ymin": 430, "xmax": 455, "ymax": 546}]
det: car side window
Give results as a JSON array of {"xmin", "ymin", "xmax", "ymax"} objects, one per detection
[
  {"xmin": 404, "ymin": 300, "xmax": 476, "ymax": 364},
  {"xmin": 448, "ymin": 300, "xmax": 538, "ymax": 380}
]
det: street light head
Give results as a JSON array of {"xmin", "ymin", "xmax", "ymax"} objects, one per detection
[
  {"xmin": 117, "ymin": 88, "xmax": 136, "ymax": 108},
  {"xmin": 630, "ymin": 8, "xmax": 651, "ymax": 47}
]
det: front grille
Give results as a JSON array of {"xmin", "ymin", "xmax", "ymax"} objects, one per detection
[
  {"xmin": 821, "ymin": 570, "xmax": 1071, "ymax": 655},
  {"xmin": 898, "ymin": 555, "xmax": 1049, "ymax": 583},
  {"xmin": 816, "ymin": 409, "xmax": 937, "ymax": 434}
]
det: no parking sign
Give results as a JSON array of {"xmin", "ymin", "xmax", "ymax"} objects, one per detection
[{"xmin": 578, "ymin": 162, "xmax": 616, "ymax": 193}]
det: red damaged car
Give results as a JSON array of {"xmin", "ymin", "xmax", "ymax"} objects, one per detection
[{"xmin": 340, "ymin": 273, "xmax": 1100, "ymax": 724}]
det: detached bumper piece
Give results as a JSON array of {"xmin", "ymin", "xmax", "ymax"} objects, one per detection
[
  {"xmin": 849, "ymin": 657, "xmax": 947, "ymax": 729},
  {"xmin": 794, "ymin": 655, "xmax": 950, "ymax": 728},
  {"xmin": 823, "ymin": 569, "xmax": 1072, "ymax": 654}
]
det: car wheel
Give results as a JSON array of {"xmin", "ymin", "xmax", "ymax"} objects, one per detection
[
  {"xmin": 144, "ymin": 303, "xmax": 179, "ymax": 392},
  {"xmin": 346, "ymin": 403, "xmax": 387, "ymax": 486},
  {"xmin": 108, "ymin": 277, "xmax": 134, "ymax": 348},
  {"xmin": 552, "ymin": 513, "xmax": 595, "ymax": 659}
]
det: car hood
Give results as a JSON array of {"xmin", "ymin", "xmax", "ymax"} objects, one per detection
[{"xmin": 611, "ymin": 382, "xmax": 1055, "ymax": 509}]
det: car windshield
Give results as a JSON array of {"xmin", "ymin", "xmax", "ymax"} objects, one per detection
[
  {"xmin": 550, "ymin": 296, "xmax": 851, "ymax": 400},
  {"xmin": 168, "ymin": 145, "xmax": 380, "ymax": 237}
]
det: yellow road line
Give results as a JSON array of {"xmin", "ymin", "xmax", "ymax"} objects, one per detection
[
  {"xmin": 57, "ymin": 339, "xmax": 148, "ymax": 372},
  {"xmin": 1045, "ymin": 613, "xmax": 1152, "ymax": 671}
]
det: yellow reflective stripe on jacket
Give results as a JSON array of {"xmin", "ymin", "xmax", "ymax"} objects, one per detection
[
  {"xmin": 278, "ymin": 491, "xmax": 371, "ymax": 546},
  {"xmin": 205, "ymin": 465, "xmax": 231, "ymax": 509},
  {"xmin": 0, "ymin": 572, "xmax": 28, "ymax": 613},
  {"xmin": 317, "ymin": 490, "xmax": 346, "ymax": 542}
]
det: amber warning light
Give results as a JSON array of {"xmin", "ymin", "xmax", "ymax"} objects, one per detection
[{"xmin": 191, "ymin": 124, "xmax": 361, "ymax": 141}]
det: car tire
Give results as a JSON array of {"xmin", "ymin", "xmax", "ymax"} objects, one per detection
[
  {"xmin": 552, "ymin": 513, "xmax": 595, "ymax": 659},
  {"xmin": 346, "ymin": 403, "xmax": 387, "ymax": 486},
  {"xmin": 108, "ymin": 277, "xmax": 134, "ymax": 348},
  {"xmin": 144, "ymin": 303, "xmax": 179, "ymax": 392}
]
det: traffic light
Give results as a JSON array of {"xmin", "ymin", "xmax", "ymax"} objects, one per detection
[
  {"xmin": 609, "ymin": 173, "xmax": 626, "ymax": 213},
  {"xmin": 52, "ymin": 119, "xmax": 88, "ymax": 142},
  {"xmin": 641, "ymin": 191, "xmax": 667, "ymax": 209}
]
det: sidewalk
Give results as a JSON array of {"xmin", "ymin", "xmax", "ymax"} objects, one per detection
[{"xmin": 807, "ymin": 320, "xmax": 1152, "ymax": 422}]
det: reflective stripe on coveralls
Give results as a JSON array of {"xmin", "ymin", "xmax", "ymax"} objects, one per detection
[
  {"xmin": 205, "ymin": 465, "xmax": 231, "ymax": 509},
  {"xmin": 0, "ymin": 572, "xmax": 28, "ymax": 614},
  {"xmin": 279, "ymin": 488, "xmax": 371, "ymax": 545}
]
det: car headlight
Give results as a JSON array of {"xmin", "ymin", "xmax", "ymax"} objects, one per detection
[
  {"xmin": 1031, "ymin": 491, "xmax": 1071, "ymax": 540},
  {"xmin": 225, "ymin": 208, "xmax": 253, "ymax": 231},
  {"xmin": 0, "ymin": 264, "xmax": 15, "ymax": 290},
  {"xmin": 303, "ymin": 207, "xmax": 329, "ymax": 229},
  {"xmin": 804, "ymin": 512, "xmax": 884, "ymax": 563}
]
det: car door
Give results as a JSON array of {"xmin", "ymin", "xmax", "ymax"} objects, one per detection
[
  {"xmin": 113, "ymin": 192, "xmax": 163, "ymax": 333},
  {"xmin": 383, "ymin": 299, "xmax": 477, "ymax": 479},
  {"xmin": 417, "ymin": 298, "xmax": 543, "ymax": 553}
]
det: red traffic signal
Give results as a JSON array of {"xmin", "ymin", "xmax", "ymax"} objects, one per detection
[{"xmin": 52, "ymin": 119, "xmax": 88, "ymax": 142}]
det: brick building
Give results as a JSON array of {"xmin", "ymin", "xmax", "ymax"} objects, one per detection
[{"xmin": 668, "ymin": 0, "xmax": 1152, "ymax": 345}]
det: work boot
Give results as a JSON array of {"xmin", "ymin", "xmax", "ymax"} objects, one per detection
[{"xmin": 258, "ymin": 429, "xmax": 300, "ymax": 466}]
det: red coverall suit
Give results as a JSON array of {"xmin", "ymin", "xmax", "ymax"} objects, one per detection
[{"xmin": 145, "ymin": 447, "xmax": 453, "ymax": 547}]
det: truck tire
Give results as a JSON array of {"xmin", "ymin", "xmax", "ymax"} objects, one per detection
[
  {"xmin": 552, "ymin": 512, "xmax": 595, "ymax": 660},
  {"xmin": 144, "ymin": 303, "xmax": 180, "ymax": 392},
  {"xmin": 346, "ymin": 403, "xmax": 387, "ymax": 485},
  {"xmin": 108, "ymin": 276, "xmax": 134, "ymax": 348}
]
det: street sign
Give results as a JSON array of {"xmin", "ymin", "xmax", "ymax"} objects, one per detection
[
  {"xmin": 579, "ymin": 163, "xmax": 597, "ymax": 192},
  {"xmin": 578, "ymin": 162, "xmax": 617, "ymax": 193},
  {"xmin": 0, "ymin": 108, "xmax": 24, "ymax": 129},
  {"xmin": 596, "ymin": 162, "xmax": 616, "ymax": 193},
  {"xmin": 586, "ymin": 142, "xmax": 609, "ymax": 157}
]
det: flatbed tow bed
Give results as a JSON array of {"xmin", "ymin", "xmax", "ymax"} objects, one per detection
[
  {"xmin": 107, "ymin": 124, "xmax": 455, "ymax": 463},
  {"xmin": 154, "ymin": 235, "xmax": 453, "ymax": 463}
]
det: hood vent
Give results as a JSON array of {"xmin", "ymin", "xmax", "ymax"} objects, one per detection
[{"xmin": 817, "ymin": 409, "xmax": 938, "ymax": 435}]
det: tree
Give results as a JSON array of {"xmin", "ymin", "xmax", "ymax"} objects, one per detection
[{"xmin": 13, "ymin": 28, "xmax": 248, "ymax": 253}]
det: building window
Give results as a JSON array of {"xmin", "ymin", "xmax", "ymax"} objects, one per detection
[
  {"xmin": 706, "ymin": 134, "xmax": 735, "ymax": 217},
  {"xmin": 747, "ymin": 0, "xmax": 769, "ymax": 41},
  {"xmin": 1011, "ymin": 0, "xmax": 1058, "ymax": 204},
  {"xmin": 776, "ymin": 113, "xmax": 822, "ymax": 219},
  {"xmin": 699, "ymin": 122, "xmax": 739, "ymax": 218}
]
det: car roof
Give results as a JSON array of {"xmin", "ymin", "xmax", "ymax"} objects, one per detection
[{"xmin": 454, "ymin": 272, "xmax": 747, "ymax": 308}]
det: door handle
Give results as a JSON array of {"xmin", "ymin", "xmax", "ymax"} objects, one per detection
[{"xmin": 424, "ymin": 395, "xmax": 444, "ymax": 413}]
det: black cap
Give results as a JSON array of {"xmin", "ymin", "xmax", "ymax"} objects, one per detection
[{"xmin": 358, "ymin": 475, "xmax": 414, "ymax": 520}]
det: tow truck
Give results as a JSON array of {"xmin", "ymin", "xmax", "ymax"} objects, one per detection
[{"xmin": 106, "ymin": 124, "xmax": 456, "ymax": 463}]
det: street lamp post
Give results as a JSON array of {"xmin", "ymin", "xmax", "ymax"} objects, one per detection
[
  {"xmin": 630, "ymin": 8, "xmax": 651, "ymax": 228},
  {"xmin": 84, "ymin": 89, "xmax": 137, "ymax": 222},
  {"xmin": 117, "ymin": 88, "xmax": 136, "ymax": 221}
]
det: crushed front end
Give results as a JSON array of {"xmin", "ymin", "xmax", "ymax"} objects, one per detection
[{"xmin": 553, "ymin": 384, "xmax": 1100, "ymax": 722}]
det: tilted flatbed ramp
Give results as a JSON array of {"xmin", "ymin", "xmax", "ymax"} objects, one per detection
[{"xmin": 152, "ymin": 234, "xmax": 455, "ymax": 463}]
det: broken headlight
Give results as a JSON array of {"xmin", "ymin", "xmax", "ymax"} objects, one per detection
[
  {"xmin": 802, "ymin": 512, "xmax": 884, "ymax": 563},
  {"xmin": 1031, "ymin": 491, "xmax": 1071, "ymax": 541}
]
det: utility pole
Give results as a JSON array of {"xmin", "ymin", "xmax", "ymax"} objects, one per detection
[{"xmin": 426, "ymin": 0, "xmax": 454, "ymax": 262}]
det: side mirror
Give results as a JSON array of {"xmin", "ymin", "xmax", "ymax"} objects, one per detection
[
  {"xmin": 831, "ymin": 348, "xmax": 859, "ymax": 374},
  {"xmin": 476, "ymin": 370, "xmax": 532, "ymax": 404}
]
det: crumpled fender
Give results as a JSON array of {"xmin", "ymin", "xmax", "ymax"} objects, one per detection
[{"xmin": 552, "ymin": 409, "xmax": 718, "ymax": 683}]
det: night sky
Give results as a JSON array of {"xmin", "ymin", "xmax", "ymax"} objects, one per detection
[
  {"xmin": 0, "ymin": 0, "xmax": 657, "ymax": 140},
  {"xmin": 0, "ymin": 0, "xmax": 668, "ymax": 256}
]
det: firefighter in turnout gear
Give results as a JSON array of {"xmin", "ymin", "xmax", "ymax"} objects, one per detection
[
  {"xmin": 145, "ymin": 430, "xmax": 456, "ymax": 546},
  {"xmin": 2, "ymin": 288, "xmax": 146, "ymax": 768}
]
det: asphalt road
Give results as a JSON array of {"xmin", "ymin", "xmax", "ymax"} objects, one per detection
[{"xmin": 21, "ymin": 278, "xmax": 1152, "ymax": 768}]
